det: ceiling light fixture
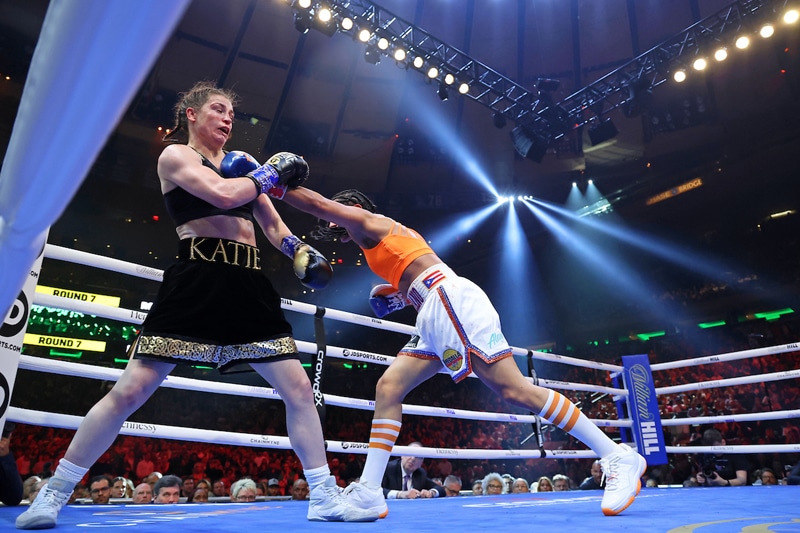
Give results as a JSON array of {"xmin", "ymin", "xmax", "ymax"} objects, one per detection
[
  {"xmin": 437, "ymin": 83, "xmax": 449, "ymax": 101},
  {"xmin": 735, "ymin": 35, "xmax": 750, "ymax": 49}
]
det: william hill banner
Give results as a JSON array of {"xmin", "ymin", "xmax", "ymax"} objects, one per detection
[{"xmin": 621, "ymin": 354, "xmax": 667, "ymax": 465}]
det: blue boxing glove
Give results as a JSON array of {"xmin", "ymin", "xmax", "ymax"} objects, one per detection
[
  {"xmin": 369, "ymin": 284, "xmax": 408, "ymax": 318},
  {"xmin": 220, "ymin": 150, "xmax": 259, "ymax": 178},
  {"xmin": 281, "ymin": 235, "xmax": 333, "ymax": 289},
  {"xmin": 220, "ymin": 151, "xmax": 309, "ymax": 199}
]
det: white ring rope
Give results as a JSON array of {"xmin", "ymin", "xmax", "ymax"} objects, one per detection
[
  {"xmin": 30, "ymin": 292, "xmax": 628, "ymax": 399},
  {"xmin": 650, "ymin": 342, "xmax": 800, "ymax": 371},
  {"xmin": 4, "ymin": 406, "xmax": 599, "ymax": 461},
  {"xmin": 656, "ymin": 369, "xmax": 800, "ymax": 395},
  {"xmin": 659, "ymin": 409, "xmax": 800, "ymax": 427},
  {"xmin": 44, "ymin": 244, "xmax": 625, "ymax": 372},
  {"xmin": 16, "ymin": 354, "xmax": 631, "ymax": 429},
  {"xmin": 34, "ymin": 257, "xmax": 629, "ymax": 398},
  {"xmin": 26, "ymin": 245, "xmax": 800, "ymax": 460},
  {"xmin": 45, "ymin": 244, "xmax": 165, "ymax": 282}
]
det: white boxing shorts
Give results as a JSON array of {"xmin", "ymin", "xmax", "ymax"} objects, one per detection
[{"xmin": 400, "ymin": 263, "xmax": 513, "ymax": 383}]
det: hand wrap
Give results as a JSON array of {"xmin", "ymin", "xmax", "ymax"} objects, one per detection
[{"xmin": 368, "ymin": 284, "xmax": 408, "ymax": 318}]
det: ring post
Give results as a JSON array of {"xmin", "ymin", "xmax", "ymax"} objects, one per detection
[{"xmin": 0, "ymin": 236, "xmax": 47, "ymax": 434}]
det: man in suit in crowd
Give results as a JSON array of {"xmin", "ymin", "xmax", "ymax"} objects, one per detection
[{"xmin": 381, "ymin": 442, "xmax": 444, "ymax": 499}]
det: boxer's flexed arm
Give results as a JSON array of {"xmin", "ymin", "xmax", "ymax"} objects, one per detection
[
  {"xmin": 157, "ymin": 144, "xmax": 257, "ymax": 208},
  {"xmin": 283, "ymin": 187, "xmax": 390, "ymax": 249}
]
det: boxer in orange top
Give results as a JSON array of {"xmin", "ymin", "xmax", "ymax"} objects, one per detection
[{"xmin": 281, "ymin": 186, "xmax": 647, "ymax": 518}]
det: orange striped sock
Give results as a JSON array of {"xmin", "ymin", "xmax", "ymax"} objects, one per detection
[
  {"xmin": 361, "ymin": 419, "xmax": 401, "ymax": 486},
  {"xmin": 538, "ymin": 390, "xmax": 618, "ymax": 457}
]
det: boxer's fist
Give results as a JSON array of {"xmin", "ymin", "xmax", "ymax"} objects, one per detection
[
  {"xmin": 369, "ymin": 284, "xmax": 407, "ymax": 318},
  {"xmin": 249, "ymin": 152, "xmax": 309, "ymax": 199},
  {"xmin": 266, "ymin": 152, "xmax": 309, "ymax": 189},
  {"xmin": 281, "ymin": 235, "xmax": 333, "ymax": 289},
  {"xmin": 293, "ymin": 243, "xmax": 333, "ymax": 289},
  {"xmin": 220, "ymin": 150, "xmax": 259, "ymax": 178}
]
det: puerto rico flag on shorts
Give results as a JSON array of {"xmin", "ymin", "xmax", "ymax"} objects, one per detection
[{"xmin": 423, "ymin": 270, "xmax": 445, "ymax": 289}]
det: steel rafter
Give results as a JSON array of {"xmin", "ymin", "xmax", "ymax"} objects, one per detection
[{"xmin": 292, "ymin": 0, "xmax": 788, "ymax": 142}]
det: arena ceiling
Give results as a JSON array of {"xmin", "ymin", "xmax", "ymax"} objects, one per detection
[{"xmin": 1, "ymin": 0, "xmax": 799, "ymax": 346}]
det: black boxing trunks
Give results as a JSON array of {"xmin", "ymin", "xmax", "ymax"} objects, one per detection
[{"xmin": 132, "ymin": 237, "xmax": 298, "ymax": 373}]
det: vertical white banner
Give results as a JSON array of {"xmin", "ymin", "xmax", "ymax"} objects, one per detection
[{"xmin": 0, "ymin": 237, "xmax": 46, "ymax": 432}]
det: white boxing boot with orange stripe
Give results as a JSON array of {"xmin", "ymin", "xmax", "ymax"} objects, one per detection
[
  {"xmin": 343, "ymin": 480, "xmax": 388, "ymax": 518},
  {"xmin": 599, "ymin": 444, "xmax": 648, "ymax": 516},
  {"xmin": 536, "ymin": 389, "xmax": 647, "ymax": 516}
]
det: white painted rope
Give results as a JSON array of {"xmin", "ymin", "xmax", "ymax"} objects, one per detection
[{"xmin": 29, "ymin": 245, "xmax": 800, "ymax": 461}]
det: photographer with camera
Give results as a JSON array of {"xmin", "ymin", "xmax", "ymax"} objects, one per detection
[
  {"xmin": 1, "ymin": 422, "xmax": 24, "ymax": 505},
  {"xmin": 695, "ymin": 428, "xmax": 748, "ymax": 487}
]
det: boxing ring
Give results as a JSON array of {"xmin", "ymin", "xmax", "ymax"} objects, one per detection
[{"xmin": 0, "ymin": 244, "xmax": 798, "ymax": 532}]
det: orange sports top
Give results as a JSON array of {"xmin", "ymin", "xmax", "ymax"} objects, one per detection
[{"xmin": 362, "ymin": 222, "xmax": 434, "ymax": 289}]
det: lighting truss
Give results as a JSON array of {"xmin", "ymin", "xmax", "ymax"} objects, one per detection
[
  {"xmin": 291, "ymin": 0, "xmax": 789, "ymax": 144},
  {"xmin": 562, "ymin": 0, "xmax": 790, "ymax": 125}
]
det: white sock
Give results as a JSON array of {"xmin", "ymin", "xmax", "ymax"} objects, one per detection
[
  {"xmin": 538, "ymin": 390, "xmax": 619, "ymax": 458},
  {"xmin": 361, "ymin": 419, "xmax": 401, "ymax": 487},
  {"xmin": 304, "ymin": 464, "xmax": 331, "ymax": 491},
  {"xmin": 50, "ymin": 458, "xmax": 87, "ymax": 492}
]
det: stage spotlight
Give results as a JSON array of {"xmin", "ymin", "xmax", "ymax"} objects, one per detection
[
  {"xmin": 492, "ymin": 112, "xmax": 507, "ymax": 129},
  {"xmin": 427, "ymin": 66, "xmax": 439, "ymax": 79},
  {"xmin": 294, "ymin": 11, "xmax": 312, "ymax": 33},
  {"xmin": 692, "ymin": 57, "xmax": 707, "ymax": 70},
  {"xmin": 340, "ymin": 17, "xmax": 354, "ymax": 30},
  {"xmin": 714, "ymin": 47, "xmax": 728, "ymax": 61},
  {"xmin": 444, "ymin": 73, "xmax": 455, "ymax": 85},
  {"xmin": 412, "ymin": 56, "xmax": 424, "ymax": 69},
  {"xmin": 437, "ymin": 83, "xmax": 449, "ymax": 101},
  {"xmin": 393, "ymin": 48, "xmax": 406, "ymax": 61},
  {"xmin": 536, "ymin": 77, "xmax": 560, "ymax": 92},
  {"xmin": 760, "ymin": 24, "xmax": 775, "ymax": 38},
  {"xmin": 358, "ymin": 28, "xmax": 371, "ymax": 42},
  {"xmin": 588, "ymin": 119, "xmax": 618, "ymax": 146},
  {"xmin": 510, "ymin": 124, "xmax": 549, "ymax": 163},
  {"xmin": 621, "ymin": 78, "xmax": 652, "ymax": 118},
  {"xmin": 313, "ymin": 7, "xmax": 338, "ymax": 37},
  {"xmin": 785, "ymin": 9, "xmax": 799, "ymax": 24},
  {"xmin": 673, "ymin": 69, "xmax": 686, "ymax": 82},
  {"xmin": 364, "ymin": 44, "xmax": 381, "ymax": 64},
  {"xmin": 458, "ymin": 82, "xmax": 469, "ymax": 94},
  {"xmin": 377, "ymin": 37, "xmax": 390, "ymax": 50},
  {"xmin": 296, "ymin": 0, "xmax": 312, "ymax": 8},
  {"xmin": 735, "ymin": 35, "xmax": 750, "ymax": 49}
]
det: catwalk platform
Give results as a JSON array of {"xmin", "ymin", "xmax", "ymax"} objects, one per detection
[{"xmin": 1, "ymin": 486, "xmax": 797, "ymax": 532}]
